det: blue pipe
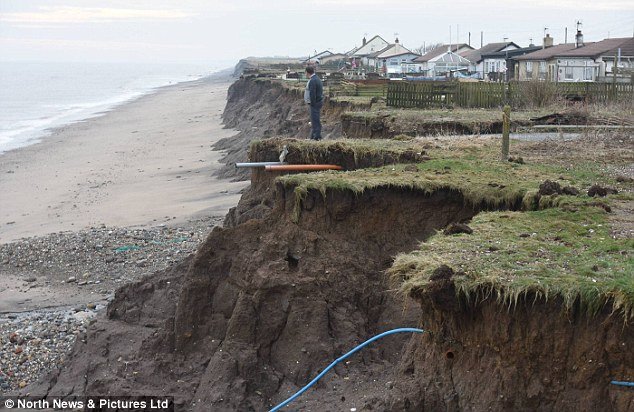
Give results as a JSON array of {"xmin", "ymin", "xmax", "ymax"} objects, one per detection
[
  {"xmin": 611, "ymin": 380, "xmax": 634, "ymax": 387},
  {"xmin": 269, "ymin": 327, "xmax": 424, "ymax": 412}
]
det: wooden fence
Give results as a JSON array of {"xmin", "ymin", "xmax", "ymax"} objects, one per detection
[
  {"xmin": 350, "ymin": 80, "xmax": 388, "ymax": 98},
  {"xmin": 386, "ymin": 81, "xmax": 634, "ymax": 109}
]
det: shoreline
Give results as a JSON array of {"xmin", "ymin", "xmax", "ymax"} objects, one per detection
[
  {"xmin": 0, "ymin": 67, "xmax": 235, "ymax": 156},
  {"xmin": 0, "ymin": 70, "xmax": 246, "ymax": 243}
]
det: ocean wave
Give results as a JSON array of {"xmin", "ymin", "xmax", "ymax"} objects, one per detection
[{"xmin": 0, "ymin": 63, "xmax": 226, "ymax": 154}]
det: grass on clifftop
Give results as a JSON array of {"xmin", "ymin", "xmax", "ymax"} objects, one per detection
[
  {"xmin": 390, "ymin": 199, "xmax": 634, "ymax": 318},
  {"xmin": 277, "ymin": 138, "xmax": 616, "ymax": 212},
  {"xmin": 343, "ymin": 108, "xmax": 549, "ymax": 123}
]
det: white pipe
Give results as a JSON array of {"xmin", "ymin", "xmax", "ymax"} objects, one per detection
[{"xmin": 235, "ymin": 162, "xmax": 287, "ymax": 168}]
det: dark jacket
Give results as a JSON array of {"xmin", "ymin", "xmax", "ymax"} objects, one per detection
[{"xmin": 307, "ymin": 75, "xmax": 324, "ymax": 106}]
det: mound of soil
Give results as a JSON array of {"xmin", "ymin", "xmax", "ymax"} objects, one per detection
[
  {"xmin": 530, "ymin": 112, "xmax": 590, "ymax": 125},
  {"xmin": 443, "ymin": 222, "xmax": 473, "ymax": 235},
  {"xmin": 588, "ymin": 184, "xmax": 618, "ymax": 197},
  {"xmin": 538, "ymin": 180, "xmax": 562, "ymax": 196}
]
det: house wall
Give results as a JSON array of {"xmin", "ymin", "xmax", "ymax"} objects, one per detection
[
  {"xmin": 353, "ymin": 37, "xmax": 390, "ymax": 61},
  {"xmin": 482, "ymin": 58, "xmax": 508, "ymax": 80},
  {"xmin": 381, "ymin": 53, "xmax": 421, "ymax": 73},
  {"xmin": 518, "ymin": 60, "xmax": 556, "ymax": 81},
  {"xmin": 518, "ymin": 55, "xmax": 634, "ymax": 82}
]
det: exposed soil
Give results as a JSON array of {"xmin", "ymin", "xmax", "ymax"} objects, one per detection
[
  {"xmin": 223, "ymin": 137, "xmax": 427, "ymax": 228},
  {"xmin": 25, "ymin": 181, "xmax": 478, "ymax": 411},
  {"xmin": 341, "ymin": 113, "xmax": 531, "ymax": 139},
  {"xmin": 387, "ymin": 287, "xmax": 634, "ymax": 411}
]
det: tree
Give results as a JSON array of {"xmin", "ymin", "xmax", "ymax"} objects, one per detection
[{"xmin": 413, "ymin": 42, "xmax": 444, "ymax": 56}]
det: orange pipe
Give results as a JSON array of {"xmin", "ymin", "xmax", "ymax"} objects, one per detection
[{"xmin": 265, "ymin": 164, "xmax": 343, "ymax": 171}]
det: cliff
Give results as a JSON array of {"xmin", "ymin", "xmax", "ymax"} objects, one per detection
[{"xmin": 25, "ymin": 77, "xmax": 633, "ymax": 412}]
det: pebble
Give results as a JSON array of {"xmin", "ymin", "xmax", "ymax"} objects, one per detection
[{"xmin": 0, "ymin": 216, "xmax": 224, "ymax": 394}]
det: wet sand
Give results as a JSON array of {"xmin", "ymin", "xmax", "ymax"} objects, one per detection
[{"xmin": 0, "ymin": 76, "xmax": 247, "ymax": 243}]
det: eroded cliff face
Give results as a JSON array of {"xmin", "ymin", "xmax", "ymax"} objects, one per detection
[
  {"xmin": 385, "ymin": 286, "xmax": 634, "ymax": 412},
  {"xmin": 31, "ymin": 179, "xmax": 478, "ymax": 411},
  {"xmin": 29, "ymin": 78, "xmax": 633, "ymax": 412}
]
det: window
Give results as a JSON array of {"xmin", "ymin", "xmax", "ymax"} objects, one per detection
[
  {"xmin": 526, "ymin": 61, "xmax": 533, "ymax": 77},
  {"xmin": 389, "ymin": 58, "xmax": 398, "ymax": 66},
  {"xmin": 539, "ymin": 62, "xmax": 547, "ymax": 73},
  {"xmin": 584, "ymin": 67, "xmax": 594, "ymax": 81},
  {"xmin": 565, "ymin": 67, "xmax": 573, "ymax": 80}
]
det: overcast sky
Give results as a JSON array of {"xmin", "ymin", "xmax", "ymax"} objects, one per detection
[{"xmin": 1, "ymin": 0, "xmax": 633, "ymax": 65}]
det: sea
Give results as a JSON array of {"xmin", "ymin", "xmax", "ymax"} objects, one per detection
[{"xmin": 0, "ymin": 61, "xmax": 231, "ymax": 154}]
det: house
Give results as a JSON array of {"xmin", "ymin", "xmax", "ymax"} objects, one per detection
[
  {"xmin": 459, "ymin": 42, "xmax": 520, "ymax": 79},
  {"xmin": 482, "ymin": 45, "xmax": 542, "ymax": 81},
  {"xmin": 349, "ymin": 35, "xmax": 390, "ymax": 67},
  {"xmin": 410, "ymin": 44, "xmax": 474, "ymax": 76},
  {"xmin": 516, "ymin": 34, "xmax": 634, "ymax": 82},
  {"xmin": 514, "ymin": 39, "xmax": 577, "ymax": 81},
  {"xmin": 367, "ymin": 39, "xmax": 421, "ymax": 74},
  {"xmin": 552, "ymin": 36, "xmax": 634, "ymax": 82}
]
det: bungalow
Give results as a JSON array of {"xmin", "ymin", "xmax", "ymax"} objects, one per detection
[
  {"xmin": 367, "ymin": 39, "xmax": 420, "ymax": 74},
  {"xmin": 516, "ymin": 34, "xmax": 634, "ymax": 82},
  {"xmin": 410, "ymin": 44, "xmax": 474, "ymax": 76},
  {"xmin": 515, "ymin": 42, "xmax": 577, "ymax": 81},
  {"xmin": 459, "ymin": 42, "xmax": 519, "ymax": 79},
  {"xmin": 552, "ymin": 36, "xmax": 634, "ymax": 82},
  {"xmin": 348, "ymin": 35, "xmax": 390, "ymax": 67}
]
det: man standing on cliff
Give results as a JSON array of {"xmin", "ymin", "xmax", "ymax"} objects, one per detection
[{"xmin": 304, "ymin": 66, "xmax": 323, "ymax": 141}]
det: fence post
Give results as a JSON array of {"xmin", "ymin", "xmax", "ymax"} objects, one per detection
[
  {"xmin": 501, "ymin": 105, "xmax": 511, "ymax": 161},
  {"xmin": 612, "ymin": 55, "xmax": 618, "ymax": 102}
]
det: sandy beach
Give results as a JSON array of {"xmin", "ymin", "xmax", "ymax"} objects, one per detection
[
  {"xmin": 0, "ymin": 75, "xmax": 246, "ymax": 243},
  {"xmin": 0, "ymin": 74, "xmax": 250, "ymax": 392}
]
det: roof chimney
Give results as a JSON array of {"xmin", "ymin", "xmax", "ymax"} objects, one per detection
[
  {"xmin": 362, "ymin": 36, "xmax": 367, "ymax": 46},
  {"xmin": 543, "ymin": 34, "xmax": 553, "ymax": 49},
  {"xmin": 395, "ymin": 37, "xmax": 399, "ymax": 44},
  {"xmin": 575, "ymin": 30, "xmax": 584, "ymax": 48}
]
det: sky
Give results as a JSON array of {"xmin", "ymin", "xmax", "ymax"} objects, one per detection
[{"xmin": 1, "ymin": 0, "xmax": 633, "ymax": 66}]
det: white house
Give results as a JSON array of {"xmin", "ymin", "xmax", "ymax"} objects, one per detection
[
  {"xmin": 349, "ymin": 35, "xmax": 390, "ymax": 67},
  {"xmin": 367, "ymin": 39, "xmax": 420, "ymax": 74},
  {"xmin": 459, "ymin": 42, "xmax": 519, "ymax": 79}
]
